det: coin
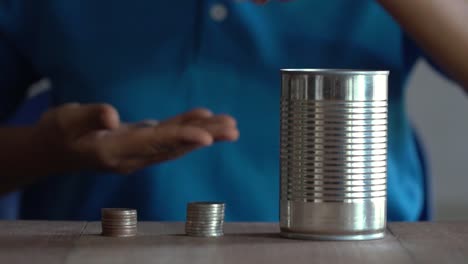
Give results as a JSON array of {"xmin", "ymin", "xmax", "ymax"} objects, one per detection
[
  {"xmin": 185, "ymin": 202, "xmax": 225, "ymax": 237},
  {"xmin": 101, "ymin": 208, "xmax": 138, "ymax": 237}
]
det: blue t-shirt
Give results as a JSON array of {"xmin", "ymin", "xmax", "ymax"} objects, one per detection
[{"xmin": 0, "ymin": 0, "xmax": 427, "ymax": 221}]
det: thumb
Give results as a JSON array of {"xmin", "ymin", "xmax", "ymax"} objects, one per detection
[{"xmin": 62, "ymin": 103, "xmax": 120, "ymax": 135}]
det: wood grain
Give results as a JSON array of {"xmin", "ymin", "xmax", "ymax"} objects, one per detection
[
  {"xmin": 65, "ymin": 222, "xmax": 412, "ymax": 264},
  {"xmin": 0, "ymin": 221, "xmax": 86, "ymax": 264},
  {"xmin": 389, "ymin": 221, "xmax": 468, "ymax": 264},
  {"xmin": 0, "ymin": 221, "xmax": 467, "ymax": 264}
]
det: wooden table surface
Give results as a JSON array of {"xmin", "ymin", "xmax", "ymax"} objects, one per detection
[{"xmin": 0, "ymin": 221, "xmax": 467, "ymax": 264}]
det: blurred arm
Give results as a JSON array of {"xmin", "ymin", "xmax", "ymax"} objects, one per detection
[
  {"xmin": 0, "ymin": 126, "xmax": 59, "ymax": 195},
  {"xmin": 378, "ymin": 0, "xmax": 468, "ymax": 90}
]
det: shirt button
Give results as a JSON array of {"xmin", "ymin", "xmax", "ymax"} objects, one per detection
[{"xmin": 210, "ymin": 3, "xmax": 228, "ymax": 22}]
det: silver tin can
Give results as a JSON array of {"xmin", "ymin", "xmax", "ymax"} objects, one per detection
[{"xmin": 280, "ymin": 69, "xmax": 389, "ymax": 240}]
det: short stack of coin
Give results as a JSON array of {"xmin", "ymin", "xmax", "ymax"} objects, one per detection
[
  {"xmin": 185, "ymin": 202, "xmax": 225, "ymax": 237},
  {"xmin": 101, "ymin": 208, "xmax": 137, "ymax": 237}
]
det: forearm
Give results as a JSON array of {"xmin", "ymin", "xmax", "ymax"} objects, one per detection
[
  {"xmin": 378, "ymin": 0, "xmax": 468, "ymax": 89},
  {"xmin": 0, "ymin": 126, "xmax": 65, "ymax": 195}
]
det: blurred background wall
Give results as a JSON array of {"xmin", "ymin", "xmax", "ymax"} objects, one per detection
[{"xmin": 407, "ymin": 59, "xmax": 468, "ymax": 220}]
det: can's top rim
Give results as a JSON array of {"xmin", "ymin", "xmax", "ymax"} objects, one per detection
[{"xmin": 280, "ymin": 69, "xmax": 390, "ymax": 75}]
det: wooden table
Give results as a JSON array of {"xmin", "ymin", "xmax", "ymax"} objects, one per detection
[{"xmin": 0, "ymin": 221, "xmax": 467, "ymax": 264}]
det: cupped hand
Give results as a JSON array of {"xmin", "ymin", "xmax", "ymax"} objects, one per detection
[{"xmin": 36, "ymin": 103, "xmax": 239, "ymax": 174}]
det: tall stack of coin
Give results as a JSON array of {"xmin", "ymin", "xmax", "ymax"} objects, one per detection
[
  {"xmin": 101, "ymin": 208, "xmax": 138, "ymax": 237},
  {"xmin": 185, "ymin": 202, "xmax": 225, "ymax": 237}
]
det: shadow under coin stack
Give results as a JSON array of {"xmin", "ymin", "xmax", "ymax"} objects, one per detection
[
  {"xmin": 185, "ymin": 202, "xmax": 225, "ymax": 237},
  {"xmin": 101, "ymin": 208, "xmax": 138, "ymax": 237}
]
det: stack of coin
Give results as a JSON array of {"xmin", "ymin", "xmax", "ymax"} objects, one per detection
[
  {"xmin": 101, "ymin": 208, "xmax": 137, "ymax": 237},
  {"xmin": 185, "ymin": 202, "xmax": 225, "ymax": 237}
]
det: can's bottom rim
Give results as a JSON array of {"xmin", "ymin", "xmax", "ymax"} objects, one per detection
[{"xmin": 280, "ymin": 231, "xmax": 385, "ymax": 241}]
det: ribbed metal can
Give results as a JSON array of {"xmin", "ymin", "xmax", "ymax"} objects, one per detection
[{"xmin": 280, "ymin": 69, "xmax": 389, "ymax": 240}]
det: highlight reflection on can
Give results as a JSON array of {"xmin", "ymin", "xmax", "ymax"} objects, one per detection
[{"xmin": 280, "ymin": 69, "xmax": 389, "ymax": 240}]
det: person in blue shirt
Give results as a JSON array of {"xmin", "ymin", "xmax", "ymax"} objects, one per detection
[{"xmin": 0, "ymin": 0, "xmax": 467, "ymax": 222}]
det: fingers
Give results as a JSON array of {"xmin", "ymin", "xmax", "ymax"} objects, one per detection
[
  {"xmin": 130, "ymin": 119, "xmax": 160, "ymax": 128},
  {"xmin": 153, "ymin": 125, "xmax": 214, "ymax": 146},
  {"xmin": 158, "ymin": 108, "xmax": 239, "ymax": 142},
  {"xmin": 186, "ymin": 115, "xmax": 239, "ymax": 141},
  {"xmin": 94, "ymin": 123, "xmax": 213, "ymax": 168},
  {"xmin": 162, "ymin": 108, "xmax": 213, "ymax": 125},
  {"xmin": 91, "ymin": 113, "xmax": 239, "ymax": 172},
  {"xmin": 74, "ymin": 107, "xmax": 239, "ymax": 175}
]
